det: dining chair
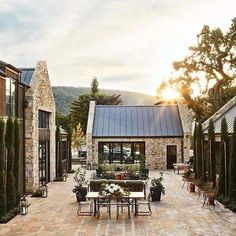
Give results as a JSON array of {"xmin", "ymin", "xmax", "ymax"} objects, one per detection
[
  {"xmin": 97, "ymin": 196, "xmax": 111, "ymax": 218},
  {"xmin": 136, "ymin": 193, "xmax": 152, "ymax": 216},
  {"xmin": 77, "ymin": 200, "xmax": 93, "ymax": 216},
  {"xmin": 116, "ymin": 197, "xmax": 131, "ymax": 219}
]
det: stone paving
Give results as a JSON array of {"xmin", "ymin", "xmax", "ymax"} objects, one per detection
[{"xmin": 0, "ymin": 170, "xmax": 236, "ymax": 236}]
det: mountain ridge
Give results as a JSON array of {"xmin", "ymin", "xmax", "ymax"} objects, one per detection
[{"xmin": 52, "ymin": 86, "xmax": 156, "ymax": 115}]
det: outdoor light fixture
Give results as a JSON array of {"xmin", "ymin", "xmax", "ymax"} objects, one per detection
[
  {"xmin": 63, "ymin": 172, "xmax": 67, "ymax": 182},
  {"xmin": 20, "ymin": 195, "xmax": 28, "ymax": 215},
  {"xmin": 41, "ymin": 184, "xmax": 48, "ymax": 198}
]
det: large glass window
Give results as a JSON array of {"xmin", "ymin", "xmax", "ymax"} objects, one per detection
[
  {"xmin": 6, "ymin": 77, "xmax": 16, "ymax": 117},
  {"xmin": 98, "ymin": 142, "xmax": 145, "ymax": 164},
  {"xmin": 39, "ymin": 110, "xmax": 49, "ymax": 128}
]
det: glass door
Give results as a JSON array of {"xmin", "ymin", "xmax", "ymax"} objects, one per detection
[{"xmin": 39, "ymin": 141, "xmax": 50, "ymax": 186}]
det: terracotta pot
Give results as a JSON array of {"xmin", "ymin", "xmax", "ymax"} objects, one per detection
[{"xmin": 208, "ymin": 197, "xmax": 215, "ymax": 205}]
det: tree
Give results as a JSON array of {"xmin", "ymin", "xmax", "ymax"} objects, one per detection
[
  {"xmin": 14, "ymin": 119, "xmax": 20, "ymax": 204},
  {"xmin": 5, "ymin": 117, "xmax": 16, "ymax": 211},
  {"xmin": 196, "ymin": 122, "xmax": 203, "ymax": 179},
  {"xmin": 193, "ymin": 123, "xmax": 197, "ymax": 174},
  {"xmin": 71, "ymin": 124, "xmax": 84, "ymax": 152},
  {"xmin": 91, "ymin": 77, "xmax": 99, "ymax": 95},
  {"xmin": 163, "ymin": 18, "xmax": 236, "ymax": 120},
  {"xmin": 70, "ymin": 80, "xmax": 122, "ymax": 132},
  {"xmin": 229, "ymin": 117, "xmax": 236, "ymax": 201},
  {"xmin": 208, "ymin": 119, "xmax": 216, "ymax": 186},
  {"xmin": 219, "ymin": 117, "xmax": 229, "ymax": 196},
  {"xmin": 56, "ymin": 125, "xmax": 62, "ymax": 177},
  {"xmin": 0, "ymin": 119, "xmax": 7, "ymax": 217}
]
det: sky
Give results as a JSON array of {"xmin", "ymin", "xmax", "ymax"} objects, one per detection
[{"xmin": 0, "ymin": 0, "xmax": 235, "ymax": 95}]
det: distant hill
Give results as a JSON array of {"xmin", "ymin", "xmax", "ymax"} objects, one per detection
[{"xmin": 52, "ymin": 86, "xmax": 156, "ymax": 115}]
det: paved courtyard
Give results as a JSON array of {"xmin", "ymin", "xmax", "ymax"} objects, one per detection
[{"xmin": 0, "ymin": 170, "xmax": 236, "ymax": 236}]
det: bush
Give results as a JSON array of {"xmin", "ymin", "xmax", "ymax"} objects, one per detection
[
  {"xmin": 31, "ymin": 188, "xmax": 43, "ymax": 197},
  {"xmin": 0, "ymin": 207, "xmax": 19, "ymax": 224}
]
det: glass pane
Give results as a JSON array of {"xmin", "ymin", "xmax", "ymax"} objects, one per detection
[
  {"xmin": 123, "ymin": 143, "xmax": 132, "ymax": 163},
  {"xmin": 112, "ymin": 143, "xmax": 122, "ymax": 163}
]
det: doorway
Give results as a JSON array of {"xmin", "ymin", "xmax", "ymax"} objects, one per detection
[
  {"xmin": 39, "ymin": 141, "xmax": 50, "ymax": 186},
  {"xmin": 167, "ymin": 145, "xmax": 177, "ymax": 169}
]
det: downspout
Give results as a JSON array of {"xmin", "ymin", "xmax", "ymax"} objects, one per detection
[
  {"xmin": 22, "ymin": 86, "xmax": 26, "ymax": 194},
  {"xmin": 181, "ymin": 137, "xmax": 184, "ymax": 163}
]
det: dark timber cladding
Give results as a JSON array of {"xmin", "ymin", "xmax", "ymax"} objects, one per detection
[{"xmin": 92, "ymin": 105, "xmax": 184, "ymax": 137}]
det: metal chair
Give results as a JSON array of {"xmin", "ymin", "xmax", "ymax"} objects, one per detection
[
  {"xmin": 182, "ymin": 173, "xmax": 195, "ymax": 189},
  {"xmin": 136, "ymin": 193, "xmax": 152, "ymax": 216},
  {"xmin": 202, "ymin": 186, "xmax": 219, "ymax": 209},
  {"xmin": 97, "ymin": 196, "xmax": 111, "ymax": 218},
  {"xmin": 77, "ymin": 200, "xmax": 93, "ymax": 216},
  {"xmin": 116, "ymin": 197, "xmax": 131, "ymax": 219},
  {"xmin": 197, "ymin": 182, "xmax": 213, "ymax": 201}
]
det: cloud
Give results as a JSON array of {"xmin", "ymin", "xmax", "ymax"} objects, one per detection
[{"xmin": 0, "ymin": 0, "xmax": 235, "ymax": 95}]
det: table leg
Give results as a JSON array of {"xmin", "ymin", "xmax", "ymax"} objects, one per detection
[{"xmin": 93, "ymin": 199, "xmax": 97, "ymax": 217}]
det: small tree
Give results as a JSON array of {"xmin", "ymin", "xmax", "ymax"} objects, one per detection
[
  {"xmin": 5, "ymin": 117, "xmax": 16, "ymax": 211},
  {"xmin": 208, "ymin": 119, "xmax": 216, "ymax": 186},
  {"xmin": 229, "ymin": 117, "xmax": 236, "ymax": 201},
  {"xmin": 71, "ymin": 123, "xmax": 84, "ymax": 153},
  {"xmin": 14, "ymin": 119, "xmax": 20, "ymax": 204},
  {"xmin": 91, "ymin": 77, "xmax": 99, "ymax": 95},
  {"xmin": 0, "ymin": 118, "xmax": 7, "ymax": 217},
  {"xmin": 196, "ymin": 122, "xmax": 203, "ymax": 179},
  {"xmin": 56, "ymin": 125, "xmax": 62, "ymax": 177},
  {"xmin": 219, "ymin": 117, "xmax": 228, "ymax": 196},
  {"xmin": 193, "ymin": 123, "xmax": 197, "ymax": 174}
]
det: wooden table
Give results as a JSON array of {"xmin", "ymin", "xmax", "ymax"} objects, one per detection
[
  {"xmin": 86, "ymin": 192, "xmax": 145, "ymax": 217},
  {"xmin": 173, "ymin": 163, "xmax": 190, "ymax": 175}
]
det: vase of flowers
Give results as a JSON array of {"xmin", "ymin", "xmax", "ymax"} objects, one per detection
[
  {"xmin": 99, "ymin": 183, "xmax": 130, "ymax": 198},
  {"xmin": 72, "ymin": 167, "xmax": 88, "ymax": 202}
]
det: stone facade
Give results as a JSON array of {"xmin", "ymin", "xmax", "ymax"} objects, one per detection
[
  {"xmin": 90, "ymin": 137, "xmax": 182, "ymax": 169},
  {"xmin": 86, "ymin": 101, "xmax": 192, "ymax": 170},
  {"xmin": 24, "ymin": 61, "xmax": 56, "ymax": 192}
]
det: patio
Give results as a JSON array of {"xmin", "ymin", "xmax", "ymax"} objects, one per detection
[{"xmin": 0, "ymin": 170, "xmax": 236, "ymax": 236}]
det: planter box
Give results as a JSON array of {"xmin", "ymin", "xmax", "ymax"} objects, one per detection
[
  {"xmin": 150, "ymin": 187, "xmax": 162, "ymax": 201},
  {"xmin": 76, "ymin": 187, "xmax": 88, "ymax": 202}
]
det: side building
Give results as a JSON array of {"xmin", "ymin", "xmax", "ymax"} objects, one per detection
[
  {"xmin": 0, "ymin": 60, "xmax": 25, "ymax": 193},
  {"xmin": 21, "ymin": 61, "xmax": 56, "ymax": 192},
  {"xmin": 86, "ymin": 101, "xmax": 192, "ymax": 169}
]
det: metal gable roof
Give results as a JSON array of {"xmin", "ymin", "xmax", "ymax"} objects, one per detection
[
  {"xmin": 92, "ymin": 105, "xmax": 184, "ymax": 137},
  {"xmin": 203, "ymin": 102, "xmax": 236, "ymax": 134},
  {"xmin": 20, "ymin": 68, "xmax": 35, "ymax": 86}
]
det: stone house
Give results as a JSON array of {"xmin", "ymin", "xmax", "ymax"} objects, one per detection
[
  {"xmin": 86, "ymin": 101, "xmax": 192, "ymax": 169},
  {"xmin": 21, "ymin": 61, "xmax": 56, "ymax": 192}
]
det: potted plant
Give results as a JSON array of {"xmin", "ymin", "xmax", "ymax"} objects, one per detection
[
  {"xmin": 150, "ymin": 172, "xmax": 165, "ymax": 201},
  {"xmin": 72, "ymin": 167, "xmax": 88, "ymax": 202}
]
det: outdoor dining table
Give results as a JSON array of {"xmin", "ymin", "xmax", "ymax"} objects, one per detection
[{"xmin": 86, "ymin": 191, "xmax": 145, "ymax": 217}]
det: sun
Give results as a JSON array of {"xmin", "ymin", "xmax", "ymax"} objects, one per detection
[{"xmin": 160, "ymin": 87, "xmax": 180, "ymax": 100}]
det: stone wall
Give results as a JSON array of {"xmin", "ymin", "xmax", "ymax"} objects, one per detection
[
  {"xmin": 90, "ymin": 137, "xmax": 183, "ymax": 169},
  {"xmin": 25, "ymin": 61, "xmax": 56, "ymax": 192}
]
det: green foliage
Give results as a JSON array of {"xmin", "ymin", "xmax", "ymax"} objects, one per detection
[
  {"xmin": 193, "ymin": 123, "xmax": 197, "ymax": 174},
  {"xmin": 0, "ymin": 207, "xmax": 19, "ymax": 223},
  {"xmin": 31, "ymin": 188, "xmax": 43, "ymax": 197},
  {"xmin": 91, "ymin": 77, "xmax": 99, "ymax": 94},
  {"xmin": 70, "ymin": 91, "xmax": 122, "ymax": 133},
  {"xmin": 208, "ymin": 119, "xmax": 216, "ymax": 186},
  {"xmin": 0, "ymin": 119, "xmax": 7, "ymax": 218},
  {"xmin": 229, "ymin": 117, "xmax": 236, "ymax": 201},
  {"xmin": 53, "ymin": 86, "xmax": 155, "ymax": 115},
  {"xmin": 137, "ymin": 154, "xmax": 146, "ymax": 170},
  {"xmin": 56, "ymin": 125, "xmax": 62, "ymax": 177},
  {"xmin": 196, "ymin": 122, "xmax": 203, "ymax": 179},
  {"xmin": 219, "ymin": 117, "xmax": 228, "ymax": 196},
  {"xmin": 151, "ymin": 172, "xmax": 165, "ymax": 195},
  {"xmin": 162, "ymin": 18, "xmax": 236, "ymax": 120},
  {"xmin": 5, "ymin": 117, "xmax": 16, "ymax": 211},
  {"xmin": 14, "ymin": 119, "xmax": 20, "ymax": 204}
]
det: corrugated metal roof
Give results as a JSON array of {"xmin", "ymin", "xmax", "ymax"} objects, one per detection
[
  {"xmin": 92, "ymin": 105, "xmax": 184, "ymax": 137},
  {"xmin": 20, "ymin": 68, "xmax": 35, "ymax": 86},
  {"xmin": 203, "ymin": 103, "xmax": 236, "ymax": 134}
]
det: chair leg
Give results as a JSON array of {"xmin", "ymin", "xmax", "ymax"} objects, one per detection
[
  {"xmin": 202, "ymin": 196, "xmax": 207, "ymax": 208},
  {"xmin": 182, "ymin": 181, "xmax": 185, "ymax": 189}
]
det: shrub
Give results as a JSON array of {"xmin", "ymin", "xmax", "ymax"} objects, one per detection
[
  {"xmin": 0, "ymin": 119, "xmax": 7, "ymax": 218},
  {"xmin": 6, "ymin": 117, "xmax": 16, "ymax": 211},
  {"xmin": 31, "ymin": 188, "xmax": 43, "ymax": 197}
]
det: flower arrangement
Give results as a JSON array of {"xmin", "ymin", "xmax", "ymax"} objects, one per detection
[
  {"xmin": 72, "ymin": 167, "xmax": 88, "ymax": 193},
  {"xmin": 99, "ymin": 183, "xmax": 130, "ymax": 197}
]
